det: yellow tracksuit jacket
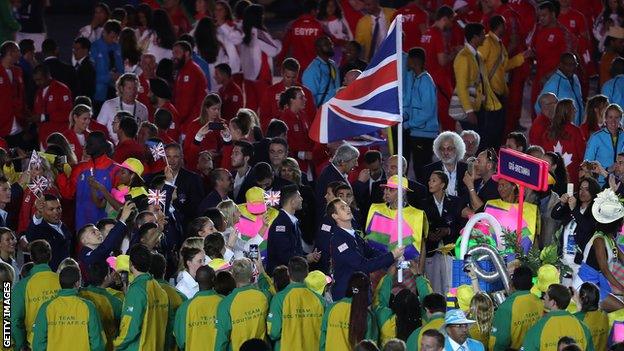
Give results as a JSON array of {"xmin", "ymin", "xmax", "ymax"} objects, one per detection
[
  {"xmin": 453, "ymin": 44, "xmax": 502, "ymax": 113},
  {"xmin": 267, "ymin": 282, "xmax": 326, "ymax": 351},
  {"xmin": 173, "ymin": 289, "xmax": 223, "ymax": 350},
  {"xmin": 79, "ymin": 285, "xmax": 123, "ymax": 351},
  {"xmin": 320, "ymin": 297, "xmax": 379, "ymax": 351}
]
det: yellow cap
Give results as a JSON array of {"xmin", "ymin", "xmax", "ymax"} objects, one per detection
[
  {"xmin": 120, "ymin": 158, "xmax": 145, "ymax": 180},
  {"xmin": 456, "ymin": 285, "xmax": 475, "ymax": 312},
  {"xmin": 245, "ymin": 187, "xmax": 268, "ymax": 215},
  {"xmin": 115, "ymin": 255, "xmax": 130, "ymax": 272},
  {"xmin": 382, "ymin": 175, "xmax": 412, "ymax": 191},
  {"xmin": 530, "ymin": 264, "xmax": 560, "ymax": 296},
  {"xmin": 305, "ymin": 270, "xmax": 332, "ymax": 295}
]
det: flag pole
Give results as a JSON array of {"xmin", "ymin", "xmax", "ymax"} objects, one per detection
[{"xmin": 396, "ymin": 15, "xmax": 404, "ymax": 283}]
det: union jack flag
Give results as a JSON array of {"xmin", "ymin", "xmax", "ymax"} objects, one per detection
[
  {"xmin": 28, "ymin": 176, "xmax": 49, "ymax": 196},
  {"xmin": 264, "ymin": 190, "xmax": 280, "ymax": 207},
  {"xmin": 147, "ymin": 189, "xmax": 167, "ymax": 207},
  {"xmin": 28, "ymin": 151, "xmax": 42, "ymax": 169},
  {"xmin": 309, "ymin": 15, "xmax": 403, "ymax": 143},
  {"xmin": 150, "ymin": 142, "xmax": 166, "ymax": 161}
]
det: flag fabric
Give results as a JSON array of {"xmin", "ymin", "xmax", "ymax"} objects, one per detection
[
  {"xmin": 28, "ymin": 151, "xmax": 42, "ymax": 169},
  {"xmin": 150, "ymin": 142, "xmax": 166, "ymax": 161},
  {"xmin": 147, "ymin": 189, "xmax": 167, "ymax": 207},
  {"xmin": 264, "ymin": 190, "xmax": 281, "ymax": 207},
  {"xmin": 28, "ymin": 176, "xmax": 49, "ymax": 196},
  {"xmin": 309, "ymin": 15, "xmax": 403, "ymax": 143}
]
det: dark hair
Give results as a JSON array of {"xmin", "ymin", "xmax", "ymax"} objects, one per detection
[
  {"xmin": 87, "ymin": 261, "xmax": 110, "ymax": 286},
  {"xmin": 544, "ymin": 151, "xmax": 569, "ymax": 192},
  {"xmin": 407, "ymin": 47, "xmax": 426, "ymax": 66},
  {"xmin": 41, "ymin": 38, "xmax": 58, "ymax": 55},
  {"xmin": 138, "ymin": 223, "xmax": 159, "ymax": 244},
  {"xmin": 95, "ymin": 2, "xmax": 111, "ymax": 17},
  {"xmin": 195, "ymin": 17, "xmax": 220, "ymax": 63},
  {"xmin": 547, "ymin": 283, "xmax": 572, "ymax": 310},
  {"xmin": 118, "ymin": 116, "xmax": 138, "ymax": 138},
  {"xmin": 279, "ymin": 184, "xmax": 300, "ymax": 207},
  {"xmin": 288, "ymin": 256, "xmax": 308, "ymax": 282},
  {"xmin": 512, "ymin": 265, "xmax": 534, "ymax": 291},
  {"xmin": 363, "ymin": 150, "xmax": 382, "ymax": 165},
  {"xmin": 326, "ymin": 197, "xmax": 344, "ymax": 219},
  {"xmin": 33, "ymin": 64, "xmax": 51, "ymax": 78},
  {"xmin": 558, "ymin": 336, "xmax": 578, "ymax": 348},
  {"xmin": 215, "ymin": 1, "xmax": 234, "ymax": 21},
  {"xmin": 579, "ymin": 176, "xmax": 601, "ymax": 204},
  {"xmin": 75, "ymin": 95, "xmax": 92, "ymax": 107},
  {"xmin": 208, "ymin": 168, "xmax": 228, "ymax": 189},
  {"xmin": 136, "ymin": 3, "xmax": 153, "ymax": 28},
  {"xmin": 173, "ymin": 40, "xmax": 192, "ymax": 54},
  {"xmin": 233, "ymin": 140, "xmax": 254, "ymax": 159},
  {"xmin": 279, "ymin": 86, "xmax": 305, "ymax": 109},
  {"xmin": 215, "ymin": 63, "xmax": 232, "ymax": 77},
  {"xmin": 318, "ymin": 0, "xmax": 342, "ymax": 20},
  {"xmin": 578, "ymin": 282, "xmax": 600, "ymax": 312},
  {"xmin": 30, "ymin": 240, "xmax": 52, "ymax": 264},
  {"xmin": 74, "ymin": 37, "xmax": 91, "ymax": 51},
  {"xmin": 120, "ymin": 28, "xmax": 141, "ymax": 65},
  {"xmin": 595, "ymin": 217, "xmax": 624, "ymax": 237},
  {"xmin": 234, "ymin": 0, "xmax": 251, "ymax": 19},
  {"xmin": 601, "ymin": 0, "xmax": 624, "ymax": 22},
  {"xmin": 111, "ymin": 7, "xmax": 126, "ymax": 22},
  {"xmin": 180, "ymin": 247, "xmax": 202, "ymax": 270},
  {"xmin": 242, "ymin": 4, "xmax": 266, "ymax": 45},
  {"xmin": 435, "ymin": 5, "xmax": 455, "ymax": 20},
  {"xmin": 204, "ymin": 208, "xmax": 226, "ymax": 232},
  {"xmin": 269, "ymin": 137, "xmax": 288, "ymax": 152},
  {"xmin": 489, "ymin": 15, "xmax": 505, "ymax": 31},
  {"xmin": 423, "ymin": 293, "xmax": 446, "ymax": 313},
  {"xmin": 281, "ymin": 57, "xmax": 300, "ymax": 72},
  {"xmin": 354, "ymin": 340, "xmax": 380, "ymax": 351},
  {"xmin": 538, "ymin": 1, "xmax": 557, "ymax": 14},
  {"xmin": 103, "ymin": 19, "xmax": 122, "ymax": 35},
  {"xmin": 214, "ymin": 270, "xmax": 236, "ymax": 295},
  {"xmin": 154, "ymin": 108, "xmax": 173, "ymax": 129},
  {"xmin": 611, "ymin": 57, "xmax": 624, "ymax": 78},
  {"xmin": 230, "ymin": 115, "xmax": 251, "ymax": 135},
  {"xmin": 272, "ymin": 265, "xmax": 290, "ymax": 292},
  {"xmin": 149, "ymin": 252, "xmax": 167, "ymax": 279},
  {"xmin": 240, "ymin": 339, "xmax": 271, "ymax": 351},
  {"xmin": 610, "ymin": 342, "xmax": 624, "ymax": 351},
  {"xmin": 196, "ymin": 265, "xmax": 216, "ymax": 290},
  {"xmin": 128, "ymin": 244, "xmax": 152, "ymax": 272},
  {"xmin": 186, "ymin": 216, "xmax": 212, "ymax": 238},
  {"xmin": 204, "ymin": 233, "xmax": 225, "ymax": 259},
  {"xmin": 252, "ymin": 162, "xmax": 273, "ymax": 183},
  {"xmin": 430, "ymin": 170, "xmax": 449, "ymax": 191},
  {"xmin": 560, "ymin": 345, "xmax": 582, "ymax": 351},
  {"xmin": 179, "ymin": 34, "xmax": 195, "ymax": 49},
  {"xmin": 18, "ymin": 39, "xmax": 34, "ymax": 55},
  {"xmin": 59, "ymin": 266, "xmax": 81, "ymax": 289},
  {"xmin": 422, "ymin": 329, "xmax": 445, "ymax": 348},
  {"xmin": 156, "ymin": 58, "xmax": 174, "ymax": 84},
  {"xmin": 584, "ymin": 94, "xmax": 610, "ymax": 132},
  {"xmin": 266, "ymin": 119, "xmax": 288, "ymax": 138},
  {"xmin": 346, "ymin": 272, "xmax": 371, "ymax": 347},
  {"xmin": 465, "ymin": 22, "xmax": 485, "ymax": 42},
  {"xmin": 151, "ymin": 9, "xmax": 175, "ymax": 49},
  {"xmin": 506, "ymin": 132, "xmax": 527, "ymax": 152},
  {"xmin": 391, "ymin": 289, "xmax": 422, "ymax": 341}
]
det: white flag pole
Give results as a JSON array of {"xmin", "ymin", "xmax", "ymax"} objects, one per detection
[{"xmin": 396, "ymin": 15, "xmax": 404, "ymax": 283}]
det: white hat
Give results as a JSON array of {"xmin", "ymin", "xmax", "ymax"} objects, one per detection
[
  {"xmin": 592, "ymin": 189, "xmax": 624, "ymax": 224},
  {"xmin": 453, "ymin": 0, "xmax": 468, "ymax": 11}
]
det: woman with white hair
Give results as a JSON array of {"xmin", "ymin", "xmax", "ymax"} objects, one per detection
[{"xmin": 421, "ymin": 131, "xmax": 468, "ymax": 198}]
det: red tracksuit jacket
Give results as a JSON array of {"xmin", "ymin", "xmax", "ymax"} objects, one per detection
[
  {"xmin": 0, "ymin": 65, "xmax": 25, "ymax": 137},
  {"xmin": 174, "ymin": 60, "xmax": 207, "ymax": 128},
  {"xmin": 34, "ymin": 79, "xmax": 73, "ymax": 144},
  {"xmin": 278, "ymin": 14, "xmax": 326, "ymax": 72}
]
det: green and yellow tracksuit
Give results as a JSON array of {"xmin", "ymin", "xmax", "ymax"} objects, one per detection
[
  {"xmin": 158, "ymin": 279, "xmax": 187, "ymax": 350},
  {"xmin": 113, "ymin": 273, "xmax": 172, "ymax": 351},
  {"xmin": 405, "ymin": 312, "xmax": 445, "ymax": 351},
  {"xmin": 258, "ymin": 271, "xmax": 277, "ymax": 296},
  {"xmin": 32, "ymin": 288, "xmax": 106, "ymax": 351},
  {"xmin": 173, "ymin": 289, "xmax": 222, "ymax": 351},
  {"xmin": 106, "ymin": 287, "xmax": 124, "ymax": 300},
  {"xmin": 79, "ymin": 286, "xmax": 123, "ymax": 351},
  {"xmin": 490, "ymin": 290, "xmax": 543, "ymax": 351},
  {"xmin": 320, "ymin": 297, "xmax": 379, "ymax": 351},
  {"xmin": 373, "ymin": 273, "xmax": 432, "ymax": 317},
  {"xmin": 375, "ymin": 306, "xmax": 396, "ymax": 347},
  {"xmin": 215, "ymin": 284, "xmax": 270, "ymax": 351},
  {"xmin": 10, "ymin": 263, "xmax": 60, "ymax": 350},
  {"xmin": 574, "ymin": 310, "xmax": 609, "ymax": 351},
  {"xmin": 521, "ymin": 310, "xmax": 595, "ymax": 351},
  {"xmin": 267, "ymin": 282, "xmax": 325, "ymax": 351}
]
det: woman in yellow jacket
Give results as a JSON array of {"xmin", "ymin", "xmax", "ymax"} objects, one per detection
[
  {"xmin": 320, "ymin": 272, "xmax": 379, "ymax": 350},
  {"xmin": 574, "ymin": 282, "xmax": 609, "ymax": 351}
]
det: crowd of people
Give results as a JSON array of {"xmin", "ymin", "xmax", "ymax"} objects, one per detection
[{"xmin": 3, "ymin": 0, "xmax": 624, "ymax": 350}]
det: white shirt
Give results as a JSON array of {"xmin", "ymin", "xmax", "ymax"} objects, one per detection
[
  {"xmin": 434, "ymin": 195, "xmax": 444, "ymax": 216},
  {"xmin": 96, "ymin": 97, "xmax": 149, "ymax": 144},
  {"xmin": 283, "ymin": 209, "xmax": 299, "ymax": 225},
  {"xmin": 233, "ymin": 167, "xmax": 250, "ymax": 199},
  {"xmin": 443, "ymin": 163, "xmax": 458, "ymax": 196},
  {"xmin": 176, "ymin": 270, "xmax": 199, "ymax": 299},
  {"xmin": 342, "ymin": 227, "xmax": 356, "ymax": 238},
  {"xmin": 78, "ymin": 25, "xmax": 103, "ymax": 42},
  {"xmin": 447, "ymin": 336, "xmax": 469, "ymax": 351},
  {"xmin": 370, "ymin": 10, "xmax": 388, "ymax": 54}
]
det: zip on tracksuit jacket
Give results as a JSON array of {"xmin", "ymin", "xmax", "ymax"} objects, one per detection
[
  {"xmin": 173, "ymin": 289, "xmax": 223, "ymax": 351},
  {"xmin": 32, "ymin": 288, "xmax": 106, "ymax": 351},
  {"xmin": 214, "ymin": 284, "xmax": 271, "ymax": 351},
  {"xmin": 10, "ymin": 263, "xmax": 60, "ymax": 350},
  {"xmin": 267, "ymin": 282, "xmax": 326, "ymax": 351},
  {"xmin": 113, "ymin": 273, "xmax": 172, "ymax": 351},
  {"xmin": 79, "ymin": 285, "xmax": 123, "ymax": 351}
]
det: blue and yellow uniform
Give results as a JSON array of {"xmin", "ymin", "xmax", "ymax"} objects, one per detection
[
  {"xmin": 215, "ymin": 284, "xmax": 270, "ymax": 351},
  {"xmin": 405, "ymin": 312, "xmax": 445, "ymax": 351},
  {"xmin": 10, "ymin": 263, "xmax": 60, "ymax": 350},
  {"xmin": 489, "ymin": 290, "xmax": 544, "ymax": 351},
  {"xmin": 173, "ymin": 289, "xmax": 223, "ymax": 350},
  {"xmin": 267, "ymin": 282, "xmax": 326, "ymax": 351},
  {"xmin": 113, "ymin": 273, "xmax": 172, "ymax": 351},
  {"xmin": 521, "ymin": 310, "xmax": 595, "ymax": 351},
  {"xmin": 79, "ymin": 285, "xmax": 123, "ymax": 351},
  {"xmin": 574, "ymin": 310, "xmax": 609, "ymax": 351},
  {"xmin": 320, "ymin": 297, "xmax": 379, "ymax": 351},
  {"xmin": 32, "ymin": 288, "xmax": 106, "ymax": 351}
]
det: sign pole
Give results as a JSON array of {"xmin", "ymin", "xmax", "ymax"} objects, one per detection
[
  {"xmin": 517, "ymin": 185, "xmax": 524, "ymax": 244},
  {"xmin": 396, "ymin": 15, "xmax": 404, "ymax": 284}
]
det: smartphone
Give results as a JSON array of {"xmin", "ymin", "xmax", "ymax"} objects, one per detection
[
  {"xmin": 249, "ymin": 244, "xmax": 259, "ymax": 260},
  {"xmin": 120, "ymin": 271, "xmax": 129, "ymax": 287},
  {"xmin": 567, "ymin": 183, "xmax": 574, "ymax": 196},
  {"xmin": 208, "ymin": 122, "xmax": 225, "ymax": 131},
  {"xmin": 56, "ymin": 155, "xmax": 67, "ymax": 164}
]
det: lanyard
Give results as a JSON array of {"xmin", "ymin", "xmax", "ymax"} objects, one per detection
[{"xmin": 119, "ymin": 98, "xmax": 137, "ymax": 117}]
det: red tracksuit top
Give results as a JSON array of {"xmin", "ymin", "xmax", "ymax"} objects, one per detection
[
  {"xmin": 0, "ymin": 65, "xmax": 24, "ymax": 137},
  {"xmin": 34, "ymin": 79, "xmax": 73, "ymax": 144},
  {"xmin": 174, "ymin": 59, "xmax": 208, "ymax": 128},
  {"xmin": 278, "ymin": 14, "xmax": 326, "ymax": 73}
]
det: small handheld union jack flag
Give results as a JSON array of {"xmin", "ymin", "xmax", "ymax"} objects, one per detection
[
  {"xmin": 264, "ymin": 190, "xmax": 280, "ymax": 207},
  {"xmin": 147, "ymin": 189, "xmax": 167, "ymax": 208},
  {"xmin": 28, "ymin": 151, "xmax": 42, "ymax": 170},
  {"xmin": 28, "ymin": 176, "xmax": 49, "ymax": 197},
  {"xmin": 150, "ymin": 142, "xmax": 167, "ymax": 161}
]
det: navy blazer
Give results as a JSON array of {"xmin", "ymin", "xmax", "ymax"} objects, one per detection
[
  {"xmin": 313, "ymin": 215, "xmax": 334, "ymax": 274},
  {"xmin": 172, "ymin": 168, "xmax": 206, "ymax": 228},
  {"xmin": 198, "ymin": 190, "xmax": 227, "ymax": 215},
  {"xmin": 420, "ymin": 161, "xmax": 469, "ymax": 200},
  {"xmin": 315, "ymin": 163, "xmax": 348, "ymax": 213},
  {"xmin": 352, "ymin": 170, "xmax": 387, "ymax": 215},
  {"xmin": 26, "ymin": 219, "xmax": 72, "ymax": 271},
  {"xmin": 266, "ymin": 210, "xmax": 305, "ymax": 274},
  {"xmin": 330, "ymin": 226, "xmax": 394, "ymax": 300},
  {"xmin": 422, "ymin": 194, "xmax": 463, "ymax": 257}
]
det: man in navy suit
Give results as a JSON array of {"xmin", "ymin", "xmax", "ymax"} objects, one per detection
[
  {"xmin": 352, "ymin": 150, "xmax": 387, "ymax": 216},
  {"xmin": 25, "ymin": 194, "xmax": 71, "ymax": 271},
  {"xmin": 266, "ymin": 184, "xmax": 320, "ymax": 273},
  {"xmin": 197, "ymin": 168, "xmax": 232, "ymax": 215},
  {"xmin": 315, "ymin": 143, "xmax": 360, "ymax": 213},
  {"xmin": 328, "ymin": 198, "xmax": 403, "ymax": 300}
]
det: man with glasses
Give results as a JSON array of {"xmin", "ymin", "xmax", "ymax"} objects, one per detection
[
  {"xmin": 443, "ymin": 309, "xmax": 485, "ymax": 350},
  {"xmin": 421, "ymin": 131, "xmax": 468, "ymax": 199},
  {"xmin": 462, "ymin": 148, "xmax": 498, "ymax": 215},
  {"xmin": 522, "ymin": 283, "xmax": 594, "ymax": 351}
]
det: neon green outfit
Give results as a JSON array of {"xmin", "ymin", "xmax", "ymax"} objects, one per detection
[
  {"xmin": 79, "ymin": 285, "xmax": 123, "ymax": 351},
  {"xmin": 32, "ymin": 288, "xmax": 106, "ymax": 351},
  {"xmin": 173, "ymin": 289, "xmax": 223, "ymax": 350},
  {"xmin": 10, "ymin": 263, "xmax": 61, "ymax": 350},
  {"xmin": 113, "ymin": 273, "xmax": 172, "ymax": 351},
  {"xmin": 215, "ymin": 284, "xmax": 270, "ymax": 351},
  {"xmin": 521, "ymin": 310, "xmax": 594, "ymax": 351},
  {"xmin": 320, "ymin": 297, "xmax": 379, "ymax": 351},
  {"xmin": 489, "ymin": 290, "xmax": 544, "ymax": 351},
  {"xmin": 267, "ymin": 282, "xmax": 326, "ymax": 351}
]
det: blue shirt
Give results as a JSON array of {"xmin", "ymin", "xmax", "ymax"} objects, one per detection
[
  {"xmin": 302, "ymin": 56, "xmax": 340, "ymax": 106},
  {"xmin": 535, "ymin": 70, "xmax": 584, "ymax": 125},
  {"xmin": 602, "ymin": 74, "xmax": 624, "ymax": 110},
  {"xmin": 403, "ymin": 69, "xmax": 438, "ymax": 138},
  {"xmin": 90, "ymin": 38, "xmax": 123, "ymax": 102},
  {"xmin": 192, "ymin": 52, "xmax": 211, "ymax": 91}
]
